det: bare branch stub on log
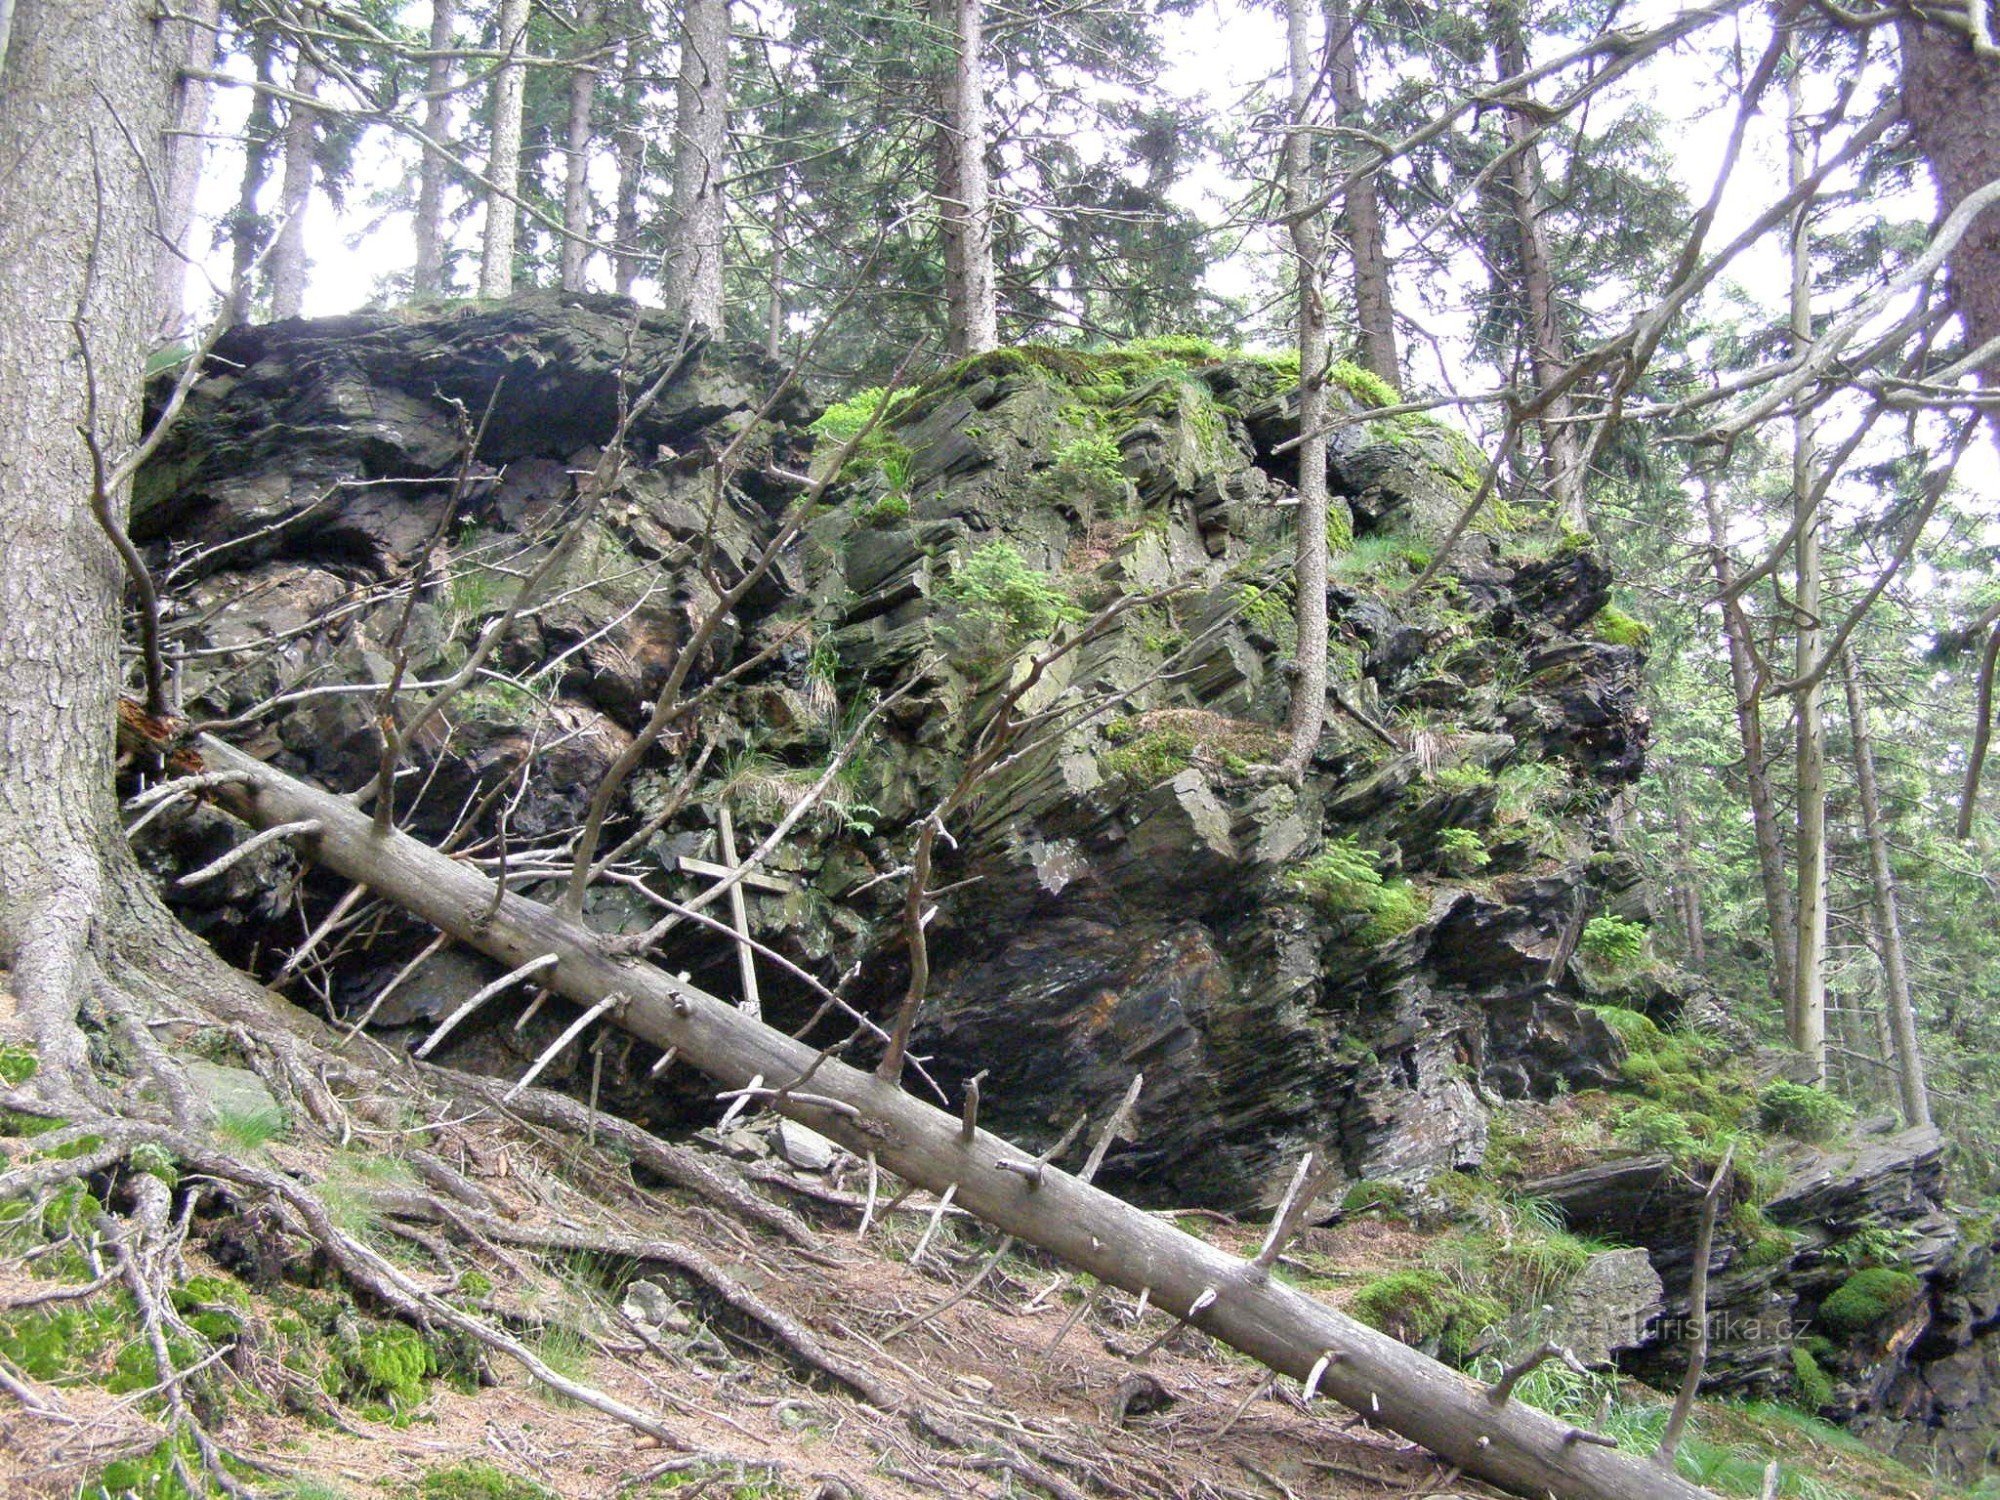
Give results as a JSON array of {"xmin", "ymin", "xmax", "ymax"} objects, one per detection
[{"xmin": 199, "ymin": 735, "xmax": 1719, "ymax": 1500}]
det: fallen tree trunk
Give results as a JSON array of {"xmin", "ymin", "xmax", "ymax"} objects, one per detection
[{"xmin": 198, "ymin": 733, "xmax": 1713, "ymax": 1500}]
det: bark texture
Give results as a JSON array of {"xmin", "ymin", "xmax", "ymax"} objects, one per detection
[
  {"xmin": 412, "ymin": 0, "xmax": 458, "ymax": 299},
  {"xmin": 931, "ymin": 0, "xmax": 997, "ymax": 355},
  {"xmin": 480, "ymin": 0, "xmax": 532, "ymax": 300},
  {"xmin": 1897, "ymin": 7, "xmax": 2000, "ymax": 445},
  {"xmin": 201, "ymin": 733, "xmax": 1719, "ymax": 1500},
  {"xmin": 0, "ymin": 0, "xmax": 168, "ymax": 1094},
  {"xmin": 1281, "ymin": 0, "xmax": 1331, "ymax": 775},
  {"xmin": 663, "ymin": 0, "xmax": 729, "ymax": 328}
]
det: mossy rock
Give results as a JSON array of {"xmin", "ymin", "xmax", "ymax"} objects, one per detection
[
  {"xmin": 1348, "ymin": 1268, "xmax": 1503, "ymax": 1363},
  {"xmin": 1818, "ymin": 1268, "xmax": 1922, "ymax": 1336}
]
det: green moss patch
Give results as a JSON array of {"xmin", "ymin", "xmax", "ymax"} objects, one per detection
[
  {"xmin": 1818, "ymin": 1268, "xmax": 1921, "ymax": 1336},
  {"xmin": 1349, "ymin": 1269, "xmax": 1504, "ymax": 1363}
]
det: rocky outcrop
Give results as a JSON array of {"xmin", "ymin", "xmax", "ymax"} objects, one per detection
[{"xmin": 130, "ymin": 300, "xmax": 1997, "ymax": 1477}]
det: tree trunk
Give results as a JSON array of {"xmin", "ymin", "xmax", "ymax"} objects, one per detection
[
  {"xmin": 1702, "ymin": 481, "xmax": 1797, "ymax": 1012},
  {"xmin": 1281, "ymin": 0, "xmax": 1331, "ymax": 776},
  {"xmin": 560, "ymin": 0, "xmax": 604, "ymax": 292},
  {"xmin": 481, "ymin": 0, "xmax": 532, "ymax": 300},
  {"xmin": 412, "ymin": 0, "xmax": 458, "ymax": 300},
  {"xmin": 268, "ymin": 48, "xmax": 321, "ymax": 321},
  {"xmin": 1670, "ymin": 778, "xmax": 1706, "ymax": 972},
  {"xmin": 1327, "ymin": 0, "xmax": 1396, "ymax": 386},
  {"xmin": 153, "ymin": 0, "xmax": 221, "ymax": 341},
  {"xmin": 930, "ymin": 0, "xmax": 997, "ymax": 355},
  {"xmin": 612, "ymin": 31, "xmax": 646, "ymax": 298},
  {"xmin": 766, "ymin": 192, "xmax": 787, "ymax": 359},
  {"xmin": 200, "ymin": 733, "xmax": 1718, "ymax": 1500},
  {"xmin": 227, "ymin": 24, "xmax": 279, "ymax": 325},
  {"xmin": 663, "ymin": 0, "xmax": 729, "ymax": 329},
  {"xmin": 1897, "ymin": 10, "xmax": 2000, "ymax": 447},
  {"xmin": 1491, "ymin": 10, "xmax": 1584, "ymax": 529},
  {"xmin": 1786, "ymin": 59, "xmax": 1827, "ymax": 1083},
  {"xmin": 0, "ymin": 0, "xmax": 172, "ymax": 1098},
  {"xmin": 1840, "ymin": 650, "xmax": 1932, "ymax": 1128}
]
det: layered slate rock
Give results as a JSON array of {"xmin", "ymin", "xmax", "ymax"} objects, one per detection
[{"xmin": 137, "ymin": 308, "xmax": 1657, "ymax": 1210}]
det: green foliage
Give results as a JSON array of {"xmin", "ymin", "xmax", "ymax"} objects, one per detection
[
  {"xmin": 854, "ymin": 492, "xmax": 910, "ymax": 528},
  {"xmin": 1348, "ymin": 1269, "xmax": 1504, "ymax": 1363},
  {"xmin": 1435, "ymin": 827, "xmax": 1491, "ymax": 875},
  {"xmin": 810, "ymin": 387, "xmax": 892, "ymax": 443},
  {"xmin": 1288, "ymin": 840, "xmax": 1428, "ymax": 941},
  {"xmin": 1427, "ymin": 763, "xmax": 1495, "ymax": 795},
  {"xmin": 1579, "ymin": 916, "xmax": 1648, "ymax": 971},
  {"xmin": 1756, "ymin": 1082, "xmax": 1853, "ymax": 1144},
  {"xmin": 1790, "ymin": 1346, "xmax": 1834, "ymax": 1409},
  {"xmin": 938, "ymin": 543, "xmax": 1082, "ymax": 648},
  {"xmin": 1817, "ymin": 1268, "xmax": 1921, "ymax": 1335},
  {"xmin": 1051, "ymin": 432, "xmax": 1126, "ymax": 486},
  {"xmin": 413, "ymin": 1462, "xmax": 560, "ymax": 1500},
  {"xmin": 1615, "ymin": 1101, "xmax": 1699, "ymax": 1158},
  {"xmin": 81, "ymin": 1432, "xmax": 218, "ymax": 1500},
  {"xmin": 1730, "ymin": 1204, "xmax": 1800, "ymax": 1269},
  {"xmin": 1588, "ymin": 604, "xmax": 1652, "ymax": 648},
  {"xmin": 0, "ymin": 1044, "xmax": 37, "ymax": 1085},
  {"xmin": 1493, "ymin": 761, "xmax": 1570, "ymax": 822}
]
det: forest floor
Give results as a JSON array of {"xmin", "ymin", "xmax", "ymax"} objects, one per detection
[{"xmin": 0, "ymin": 983, "xmax": 1959, "ymax": 1500}]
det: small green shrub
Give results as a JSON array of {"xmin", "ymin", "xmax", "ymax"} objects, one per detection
[
  {"xmin": 1289, "ymin": 840, "xmax": 1426, "ymax": 943},
  {"xmin": 1756, "ymin": 1081, "xmax": 1853, "ymax": 1144},
  {"xmin": 1791, "ymin": 1346, "xmax": 1835, "ymax": 1409},
  {"xmin": 1579, "ymin": 916, "xmax": 1648, "ymax": 971},
  {"xmin": 810, "ymin": 387, "xmax": 891, "ymax": 443},
  {"xmin": 1818, "ymin": 1268, "xmax": 1922, "ymax": 1336},
  {"xmin": 938, "ymin": 543, "xmax": 1082, "ymax": 646},
  {"xmin": 1588, "ymin": 605, "xmax": 1651, "ymax": 648},
  {"xmin": 1052, "ymin": 432, "xmax": 1125, "ymax": 485},
  {"xmin": 1615, "ymin": 1102, "xmax": 1698, "ymax": 1158},
  {"xmin": 1435, "ymin": 827, "xmax": 1491, "ymax": 875}
]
